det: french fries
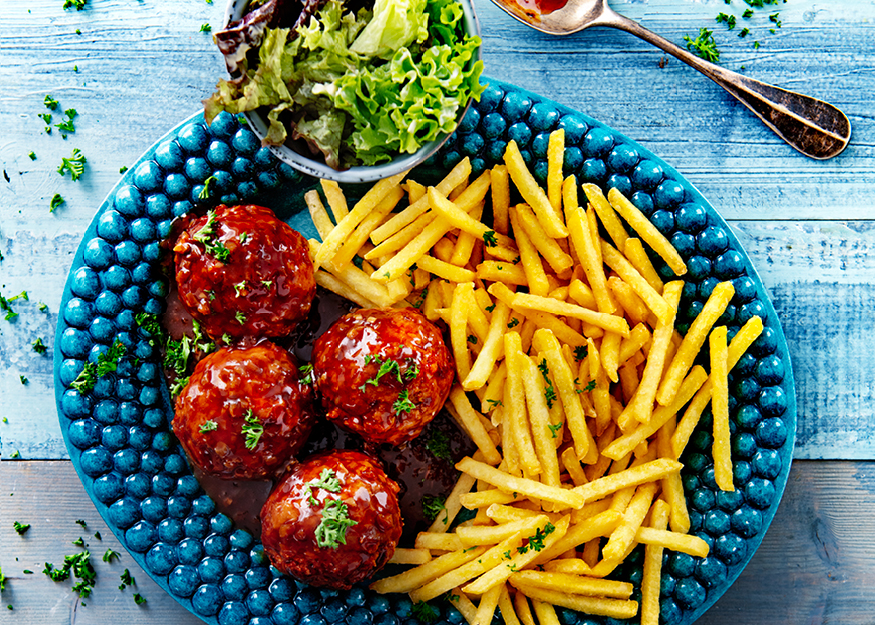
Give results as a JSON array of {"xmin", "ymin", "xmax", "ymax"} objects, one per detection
[{"xmin": 305, "ymin": 132, "xmax": 765, "ymax": 625}]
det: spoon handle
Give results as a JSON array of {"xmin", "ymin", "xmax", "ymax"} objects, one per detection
[{"xmin": 604, "ymin": 11, "xmax": 851, "ymax": 159}]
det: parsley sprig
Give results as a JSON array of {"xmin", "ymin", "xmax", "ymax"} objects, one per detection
[
  {"xmin": 684, "ymin": 28, "xmax": 721, "ymax": 63},
  {"xmin": 241, "ymin": 409, "xmax": 263, "ymax": 450},
  {"xmin": 58, "ymin": 149, "xmax": 87, "ymax": 181},
  {"xmin": 69, "ymin": 339, "xmax": 126, "ymax": 394},
  {"xmin": 537, "ymin": 359, "xmax": 557, "ymax": 409},
  {"xmin": 306, "ymin": 468, "xmax": 342, "ymax": 504},
  {"xmin": 517, "ymin": 522, "xmax": 556, "ymax": 554},
  {"xmin": 314, "ymin": 499, "xmax": 357, "ymax": 549},
  {"xmin": 422, "ymin": 495, "xmax": 448, "ymax": 523},
  {"xmin": 193, "ymin": 209, "xmax": 231, "ymax": 263}
]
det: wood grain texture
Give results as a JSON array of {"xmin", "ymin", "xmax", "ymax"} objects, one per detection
[
  {"xmin": 1, "ymin": 1, "xmax": 875, "ymax": 460},
  {"xmin": 3, "ymin": 460, "xmax": 875, "ymax": 624}
]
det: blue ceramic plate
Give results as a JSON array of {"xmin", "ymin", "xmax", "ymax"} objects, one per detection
[{"xmin": 54, "ymin": 78, "xmax": 796, "ymax": 625}]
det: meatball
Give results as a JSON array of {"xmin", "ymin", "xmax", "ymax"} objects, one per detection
[
  {"xmin": 173, "ymin": 204, "xmax": 316, "ymax": 341},
  {"xmin": 311, "ymin": 308, "xmax": 454, "ymax": 446},
  {"xmin": 173, "ymin": 341, "xmax": 314, "ymax": 480},
  {"xmin": 260, "ymin": 450, "xmax": 402, "ymax": 589}
]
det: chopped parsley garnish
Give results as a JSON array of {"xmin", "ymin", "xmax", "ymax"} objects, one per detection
[
  {"xmin": 31, "ymin": 337, "xmax": 48, "ymax": 354},
  {"xmin": 75, "ymin": 519, "xmax": 87, "ymax": 529},
  {"xmin": 13, "ymin": 521, "xmax": 31, "ymax": 535},
  {"xmin": 360, "ymin": 355, "xmax": 417, "ymax": 389},
  {"xmin": 135, "ymin": 312, "xmax": 166, "ymax": 346},
  {"xmin": 299, "ymin": 364, "xmax": 314, "ymax": 385},
  {"xmin": 485, "ymin": 303, "xmax": 496, "ymax": 313},
  {"xmin": 198, "ymin": 175, "xmax": 217, "ymax": 200},
  {"xmin": 199, "ymin": 420, "xmax": 218, "ymax": 433},
  {"xmin": 96, "ymin": 339, "xmax": 126, "ymax": 376},
  {"xmin": 103, "ymin": 549, "xmax": 120, "ymax": 563},
  {"xmin": 193, "ymin": 209, "xmax": 231, "ymax": 262},
  {"xmin": 10, "ymin": 451, "xmax": 20, "ymax": 459},
  {"xmin": 199, "ymin": 23, "xmax": 212, "ymax": 33},
  {"xmin": 742, "ymin": 8, "xmax": 754, "ymax": 18},
  {"xmin": 421, "ymin": 495, "xmax": 447, "ymax": 522},
  {"xmin": 517, "ymin": 523, "xmax": 556, "ymax": 554},
  {"xmin": 133, "ymin": 593, "xmax": 147, "ymax": 605},
  {"xmin": 191, "ymin": 318, "xmax": 215, "ymax": 353},
  {"xmin": 19, "ymin": 375, "xmax": 28, "ymax": 385},
  {"xmin": 63, "ymin": 0, "xmax": 88, "ymax": 10},
  {"xmin": 233, "ymin": 281, "xmax": 247, "ymax": 297},
  {"xmin": 467, "ymin": 334, "xmax": 477, "ymax": 344},
  {"xmin": 43, "ymin": 549, "xmax": 96, "ymax": 598},
  {"xmin": 306, "ymin": 468, "xmax": 342, "ymax": 505},
  {"xmin": 50, "ymin": 193, "xmax": 65, "ymax": 212},
  {"xmin": 260, "ymin": 279, "xmax": 272, "ymax": 289},
  {"xmin": 716, "ymin": 12, "xmax": 736, "ymax": 29},
  {"xmin": 119, "ymin": 569, "xmax": 135, "ymax": 590},
  {"xmin": 739, "ymin": 27, "xmax": 750, "ymax": 37},
  {"xmin": 314, "ymin": 499, "xmax": 357, "ymax": 549},
  {"xmin": 38, "ymin": 303, "xmax": 48, "ymax": 311},
  {"xmin": 165, "ymin": 335, "xmax": 192, "ymax": 377},
  {"xmin": 425, "ymin": 429, "xmax": 453, "ymax": 462},
  {"xmin": 58, "ymin": 149, "xmax": 87, "ymax": 181},
  {"xmin": 28, "ymin": 151, "xmax": 37, "ymax": 161},
  {"xmin": 486, "ymin": 399, "xmax": 504, "ymax": 409},
  {"xmin": 684, "ymin": 28, "xmax": 720, "ymax": 63},
  {"xmin": 0, "ymin": 567, "xmax": 6, "ymax": 591},
  {"xmin": 507, "ymin": 318, "xmax": 520, "ymax": 329},
  {"xmin": 581, "ymin": 380, "xmax": 597, "ymax": 393},
  {"xmin": 548, "ymin": 422, "xmax": 563, "ymax": 439},
  {"xmin": 44, "ymin": 95, "xmax": 60, "ymax": 110},
  {"xmin": 72, "ymin": 536, "xmax": 86, "ymax": 548},
  {"xmin": 393, "ymin": 389, "xmax": 416, "ymax": 414},
  {"xmin": 119, "ymin": 166, "xmax": 128, "ymax": 174},
  {"xmin": 222, "ymin": 332, "xmax": 233, "ymax": 345},
  {"xmin": 537, "ymin": 359, "xmax": 557, "ymax": 409},
  {"xmin": 70, "ymin": 361, "xmax": 98, "ymax": 394},
  {"xmin": 483, "ymin": 230, "xmax": 498, "ymax": 247},
  {"xmin": 235, "ymin": 311, "xmax": 247, "ymax": 325},
  {"xmin": 769, "ymin": 12, "xmax": 781, "ymax": 26},
  {"xmin": 410, "ymin": 601, "xmax": 440, "ymax": 624},
  {"xmin": 573, "ymin": 345, "xmax": 589, "ymax": 361},
  {"xmin": 241, "ymin": 409, "xmax": 263, "ymax": 450}
]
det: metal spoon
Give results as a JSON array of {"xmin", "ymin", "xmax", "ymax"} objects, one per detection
[{"xmin": 491, "ymin": 0, "xmax": 851, "ymax": 159}]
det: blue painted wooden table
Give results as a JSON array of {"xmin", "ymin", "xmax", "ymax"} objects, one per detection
[{"xmin": 2, "ymin": 0, "xmax": 875, "ymax": 623}]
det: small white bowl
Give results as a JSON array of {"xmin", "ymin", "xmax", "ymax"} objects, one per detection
[{"xmin": 221, "ymin": 0, "xmax": 481, "ymax": 183}]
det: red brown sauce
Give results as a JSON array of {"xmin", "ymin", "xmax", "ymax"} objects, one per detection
[
  {"xmin": 510, "ymin": 0, "xmax": 569, "ymax": 18},
  {"xmin": 162, "ymin": 284, "xmax": 474, "ymax": 542}
]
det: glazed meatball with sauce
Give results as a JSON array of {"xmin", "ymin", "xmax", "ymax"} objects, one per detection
[
  {"xmin": 173, "ymin": 204, "xmax": 316, "ymax": 341},
  {"xmin": 173, "ymin": 341, "xmax": 314, "ymax": 480},
  {"xmin": 311, "ymin": 308, "xmax": 454, "ymax": 446},
  {"xmin": 260, "ymin": 449, "xmax": 402, "ymax": 589}
]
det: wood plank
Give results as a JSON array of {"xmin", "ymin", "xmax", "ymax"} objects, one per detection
[
  {"xmin": 0, "ymin": 460, "xmax": 202, "ymax": 625},
  {"xmin": 3, "ymin": 460, "xmax": 875, "ymax": 624}
]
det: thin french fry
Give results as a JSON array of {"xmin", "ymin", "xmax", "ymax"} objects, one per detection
[
  {"xmin": 710, "ymin": 325, "xmax": 733, "ymax": 491},
  {"xmin": 320, "ymin": 179, "xmax": 349, "ymax": 222},
  {"xmin": 509, "ymin": 571, "xmax": 633, "ymax": 599},
  {"xmin": 607, "ymin": 188, "xmax": 687, "ymax": 276},
  {"xmin": 456, "ymin": 457, "xmax": 586, "ymax": 509},
  {"xmin": 509, "ymin": 584, "xmax": 639, "ymax": 620},
  {"xmin": 371, "ymin": 546, "xmax": 485, "ymax": 594},
  {"xmin": 510, "ymin": 207, "xmax": 550, "ymax": 297},
  {"xmin": 505, "ymin": 140, "xmax": 568, "ymax": 238},
  {"xmin": 572, "ymin": 458, "xmax": 682, "ymax": 504},
  {"xmin": 640, "ymin": 500, "xmax": 670, "ymax": 625},
  {"xmin": 370, "ymin": 158, "xmax": 470, "ymax": 244},
  {"xmin": 565, "ymin": 178, "xmax": 615, "ymax": 313},
  {"xmin": 635, "ymin": 527, "xmax": 710, "ymax": 557},
  {"xmin": 428, "ymin": 471, "xmax": 477, "ymax": 533},
  {"xmin": 315, "ymin": 170, "xmax": 408, "ymax": 269},
  {"xmin": 656, "ymin": 281, "xmax": 735, "ymax": 405},
  {"xmin": 600, "ymin": 241, "xmax": 672, "ymax": 324},
  {"xmin": 491, "ymin": 165, "xmax": 511, "ymax": 236},
  {"xmin": 504, "ymin": 332, "xmax": 543, "ymax": 476},
  {"xmin": 450, "ymin": 386, "xmax": 503, "ymax": 465},
  {"xmin": 547, "ymin": 129, "xmax": 565, "ymax": 212},
  {"xmin": 623, "ymin": 237, "xmax": 665, "ymax": 294},
  {"xmin": 582, "ymin": 183, "xmax": 628, "ymax": 253},
  {"xmin": 389, "ymin": 548, "xmax": 432, "ymax": 565},
  {"xmin": 514, "ymin": 203, "xmax": 573, "ymax": 274},
  {"xmin": 510, "ymin": 292, "xmax": 631, "ymax": 337},
  {"xmin": 520, "ymin": 355, "xmax": 562, "ymax": 489},
  {"xmin": 465, "ymin": 302, "xmax": 512, "ymax": 391},
  {"xmin": 474, "ymin": 585, "xmax": 503, "ymax": 625},
  {"xmin": 498, "ymin": 585, "xmax": 522, "ymax": 625}
]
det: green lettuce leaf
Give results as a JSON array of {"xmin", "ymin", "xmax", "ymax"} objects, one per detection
[{"xmin": 349, "ymin": 0, "xmax": 429, "ymax": 59}]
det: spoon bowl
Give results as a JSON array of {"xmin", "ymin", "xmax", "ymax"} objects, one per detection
[{"xmin": 491, "ymin": 0, "xmax": 851, "ymax": 160}]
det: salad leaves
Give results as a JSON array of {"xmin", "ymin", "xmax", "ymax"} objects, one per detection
[{"xmin": 205, "ymin": 0, "xmax": 484, "ymax": 169}]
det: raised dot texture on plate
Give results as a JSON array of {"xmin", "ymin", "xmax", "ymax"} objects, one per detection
[{"xmin": 54, "ymin": 78, "xmax": 795, "ymax": 625}]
